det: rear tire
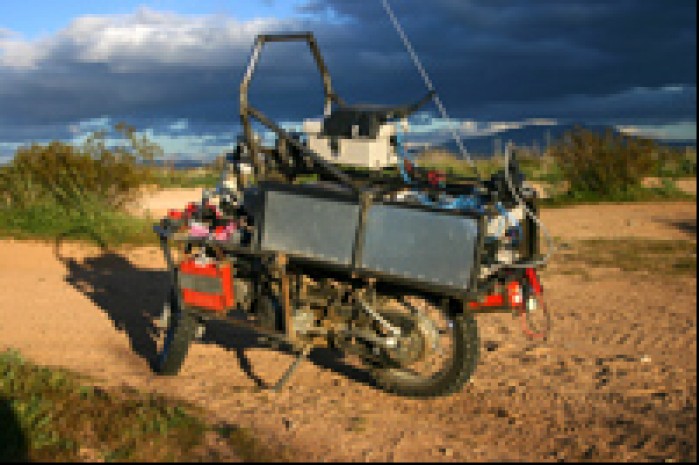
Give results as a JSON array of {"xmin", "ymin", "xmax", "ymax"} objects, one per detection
[
  {"xmin": 154, "ymin": 288, "xmax": 198, "ymax": 375},
  {"xmin": 370, "ymin": 297, "xmax": 480, "ymax": 398}
]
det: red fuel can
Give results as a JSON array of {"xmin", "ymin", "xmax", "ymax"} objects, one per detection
[{"xmin": 178, "ymin": 258, "xmax": 234, "ymax": 312}]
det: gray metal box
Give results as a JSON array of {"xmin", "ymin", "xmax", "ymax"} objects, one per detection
[
  {"xmin": 259, "ymin": 188, "xmax": 360, "ymax": 265},
  {"xmin": 360, "ymin": 204, "xmax": 480, "ymax": 290}
]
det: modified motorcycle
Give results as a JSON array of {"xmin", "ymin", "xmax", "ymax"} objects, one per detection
[{"xmin": 152, "ymin": 32, "xmax": 551, "ymax": 398}]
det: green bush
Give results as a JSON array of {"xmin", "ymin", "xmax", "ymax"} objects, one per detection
[
  {"xmin": 0, "ymin": 123, "xmax": 161, "ymax": 244},
  {"xmin": 653, "ymin": 146, "xmax": 697, "ymax": 178},
  {"xmin": 549, "ymin": 126, "xmax": 657, "ymax": 197},
  {"xmin": 0, "ymin": 123, "xmax": 158, "ymax": 210}
]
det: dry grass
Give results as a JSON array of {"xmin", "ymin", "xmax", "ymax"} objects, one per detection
[{"xmin": 553, "ymin": 238, "xmax": 696, "ymax": 277}]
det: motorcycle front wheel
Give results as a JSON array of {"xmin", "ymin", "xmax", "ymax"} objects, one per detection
[{"xmin": 153, "ymin": 286, "xmax": 198, "ymax": 375}]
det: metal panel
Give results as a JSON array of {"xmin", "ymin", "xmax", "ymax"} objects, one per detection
[
  {"xmin": 261, "ymin": 190, "xmax": 360, "ymax": 265},
  {"xmin": 360, "ymin": 204, "xmax": 479, "ymax": 290}
]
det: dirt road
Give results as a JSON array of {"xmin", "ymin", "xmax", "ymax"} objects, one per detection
[{"xmin": 1, "ymin": 200, "xmax": 696, "ymax": 461}]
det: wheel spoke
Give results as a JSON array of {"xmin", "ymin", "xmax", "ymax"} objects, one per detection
[{"xmin": 375, "ymin": 295, "xmax": 456, "ymax": 380}]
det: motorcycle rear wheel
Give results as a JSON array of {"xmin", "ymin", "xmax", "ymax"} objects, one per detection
[{"xmin": 369, "ymin": 296, "xmax": 479, "ymax": 398}]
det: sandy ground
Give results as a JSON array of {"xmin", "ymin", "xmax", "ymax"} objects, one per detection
[
  {"xmin": 0, "ymin": 195, "xmax": 696, "ymax": 461},
  {"xmin": 128, "ymin": 187, "xmax": 204, "ymax": 218},
  {"xmin": 539, "ymin": 201, "xmax": 697, "ymax": 241}
]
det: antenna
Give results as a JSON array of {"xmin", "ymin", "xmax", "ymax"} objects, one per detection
[{"xmin": 380, "ymin": 0, "xmax": 480, "ymax": 178}]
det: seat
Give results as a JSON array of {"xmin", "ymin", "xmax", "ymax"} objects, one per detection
[
  {"xmin": 321, "ymin": 91, "xmax": 435, "ymax": 139},
  {"xmin": 321, "ymin": 106, "xmax": 395, "ymax": 139}
]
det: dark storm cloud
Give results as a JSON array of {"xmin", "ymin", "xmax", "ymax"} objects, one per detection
[
  {"xmin": 300, "ymin": 0, "xmax": 696, "ymax": 123},
  {"xmin": 0, "ymin": 0, "xmax": 695, "ymax": 150}
]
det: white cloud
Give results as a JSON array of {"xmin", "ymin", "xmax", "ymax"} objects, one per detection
[
  {"xmin": 0, "ymin": 141, "xmax": 28, "ymax": 163},
  {"xmin": 143, "ymin": 130, "xmax": 234, "ymax": 159},
  {"xmin": 0, "ymin": 141, "xmax": 23, "ymax": 151},
  {"xmin": 616, "ymin": 121, "xmax": 696, "ymax": 141},
  {"xmin": 68, "ymin": 116, "xmax": 112, "ymax": 136},
  {"xmin": 525, "ymin": 118, "xmax": 558, "ymax": 126},
  {"xmin": 0, "ymin": 31, "xmax": 50, "ymax": 69},
  {"xmin": 0, "ymin": 28, "xmax": 16, "ymax": 39},
  {"xmin": 0, "ymin": 7, "xmax": 296, "ymax": 71},
  {"xmin": 488, "ymin": 121, "xmax": 524, "ymax": 133},
  {"xmin": 406, "ymin": 115, "xmax": 557, "ymax": 138},
  {"xmin": 460, "ymin": 120, "xmax": 478, "ymax": 133},
  {"xmin": 168, "ymin": 119, "xmax": 190, "ymax": 132},
  {"xmin": 661, "ymin": 84, "xmax": 685, "ymax": 93}
]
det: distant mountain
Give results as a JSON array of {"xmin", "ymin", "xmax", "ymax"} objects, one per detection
[
  {"xmin": 144, "ymin": 123, "xmax": 695, "ymax": 168},
  {"xmin": 150, "ymin": 157, "xmax": 209, "ymax": 169},
  {"xmin": 409, "ymin": 123, "xmax": 696, "ymax": 158}
]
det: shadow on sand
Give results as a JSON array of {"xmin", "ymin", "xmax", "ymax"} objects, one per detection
[
  {"xmin": 666, "ymin": 219, "xmax": 697, "ymax": 237},
  {"xmin": 0, "ymin": 396, "xmax": 29, "ymax": 462},
  {"xmin": 56, "ymin": 242, "xmax": 375, "ymax": 390}
]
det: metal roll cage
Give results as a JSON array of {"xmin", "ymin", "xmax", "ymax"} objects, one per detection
[{"xmin": 238, "ymin": 32, "xmax": 434, "ymax": 192}]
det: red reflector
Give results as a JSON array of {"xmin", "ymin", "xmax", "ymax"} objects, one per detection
[
  {"xmin": 468, "ymin": 293, "xmax": 505, "ymax": 308},
  {"xmin": 525, "ymin": 267, "xmax": 542, "ymax": 295}
]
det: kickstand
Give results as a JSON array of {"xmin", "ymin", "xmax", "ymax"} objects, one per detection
[{"xmin": 270, "ymin": 344, "xmax": 313, "ymax": 392}]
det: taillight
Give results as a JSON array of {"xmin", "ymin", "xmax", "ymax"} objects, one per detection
[{"xmin": 507, "ymin": 281, "xmax": 523, "ymax": 307}]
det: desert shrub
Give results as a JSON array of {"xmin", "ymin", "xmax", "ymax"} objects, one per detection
[
  {"xmin": 549, "ymin": 126, "xmax": 657, "ymax": 198},
  {"xmin": 653, "ymin": 146, "xmax": 697, "ymax": 178},
  {"xmin": 0, "ymin": 123, "xmax": 158, "ymax": 210},
  {"xmin": 0, "ymin": 123, "xmax": 162, "ymax": 244}
]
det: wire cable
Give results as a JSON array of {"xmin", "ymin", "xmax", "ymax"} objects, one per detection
[
  {"xmin": 380, "ymin": 0, "xmax": 480, "ymax": 178},
  {"xmin": 381, "ymin": 0, "xmax": 556, "ymax": 268}
]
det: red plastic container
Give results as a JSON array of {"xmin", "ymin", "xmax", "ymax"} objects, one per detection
[{"xmin": 179, "ymin": 258, "xmax": 234, "ymax": 312}]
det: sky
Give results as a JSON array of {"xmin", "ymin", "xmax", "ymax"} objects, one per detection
[{"xmin": 0, "ymin": 0, "xmax": 696, "ymax": 161}]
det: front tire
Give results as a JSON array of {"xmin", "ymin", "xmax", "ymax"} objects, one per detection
[
  {"xmin": 154, "ymin": 288, "xmax": 198, "ymax": 375},
  {"xmin": 370, "ymin": 296, "xmax": 479, "ymax": 398}
]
